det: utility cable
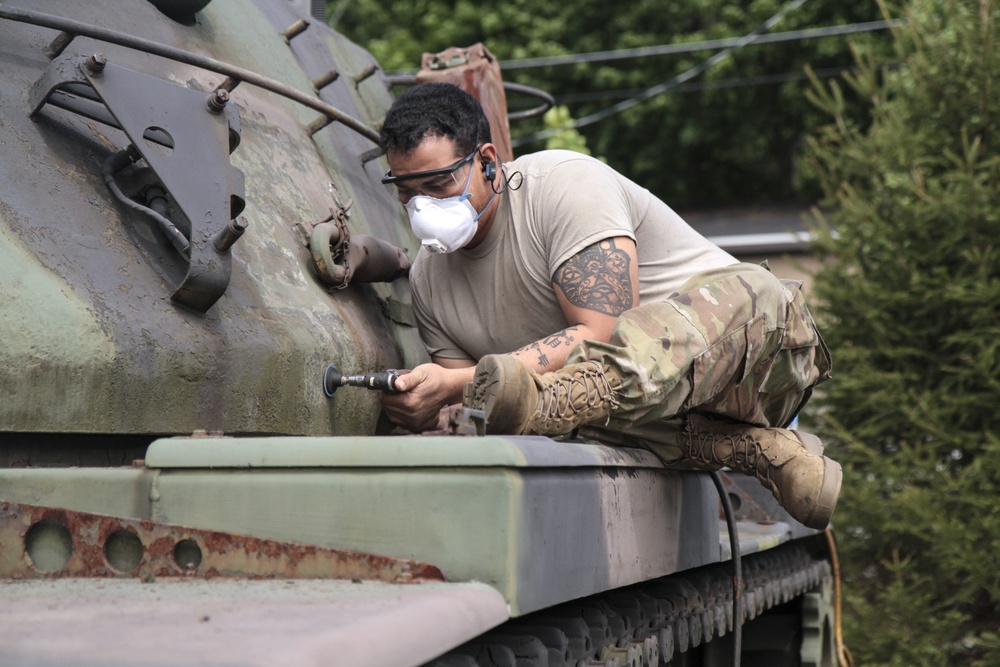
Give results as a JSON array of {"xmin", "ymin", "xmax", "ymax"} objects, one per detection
[
  {"xmin": 385, "ymin": 20, "xmax": 900, "ymax": 77},
  {"xmin": 511, "ymin": 0, "xmax": 810, "ymax": 147},
  {"xmin": 543, "ymin": 64, "xmax": 858, "ymax": 106},
  {"xmin": 500, "ymin": 20, "xmax": 900, "ymax": 71},
  {"xmin": 824, "ymin": 528, "xmax": 855, "ymax": 667}
]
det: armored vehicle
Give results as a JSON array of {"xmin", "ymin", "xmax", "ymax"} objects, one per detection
[{"xmin": 0, "ymin": 1, "xmax": 844, "ymax": 665}]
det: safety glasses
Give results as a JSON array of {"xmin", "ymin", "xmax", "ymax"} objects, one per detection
[{"xmin": 381, "ymin": 145, "xmax": 481, "ymax": 185}]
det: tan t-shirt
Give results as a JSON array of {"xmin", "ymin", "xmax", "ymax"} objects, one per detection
[{"xmin": 409, "ymin": 150, "xmax": 737, "ymax": 361}]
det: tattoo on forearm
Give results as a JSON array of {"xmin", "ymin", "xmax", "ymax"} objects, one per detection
[
  {"xmin": 540, "ymin": 327, "xmax": 579, "ymax": 349},
  {"xmin": 519, "ymin": 341, "xmax": 550, "ymax": 368},
  {"xmin": 514, "ymin": 327, "xmax": 580, "ymax": 368},
  {"xmin": 555, "ymin": 239, "xmax": 635, "ymax": 316}
]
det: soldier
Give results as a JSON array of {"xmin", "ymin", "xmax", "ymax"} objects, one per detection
[{"xmin": 378, "ymin": 82, "xmax": 840, "ymax": 529}]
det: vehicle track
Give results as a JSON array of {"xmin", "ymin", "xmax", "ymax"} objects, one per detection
[{"xmin": 426, "ymin": 539, "xmax": 832, "ymax": 667}]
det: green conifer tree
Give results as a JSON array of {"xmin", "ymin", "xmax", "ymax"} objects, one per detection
[{"xmin": 806, "ymin": 1, "xmax": 1000, "ymax": 664}]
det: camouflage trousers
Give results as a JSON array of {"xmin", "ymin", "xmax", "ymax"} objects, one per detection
[{"xmin": 568, "ymin": 262, "xmax": 831, "ymax": 456}]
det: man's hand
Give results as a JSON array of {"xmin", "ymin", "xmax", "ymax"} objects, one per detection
[{"xmin": 379, "ymin": 362, "xmax": 474, "ymax": 432}]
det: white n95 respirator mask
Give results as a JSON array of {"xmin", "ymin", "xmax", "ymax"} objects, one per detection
[
  {"xmin": 404, "ymin": 159, "xmax": 498, "ymax": 254},
  {"xmin": 405, "ymin": 194, "xmax": 481, "ymax": 254}
]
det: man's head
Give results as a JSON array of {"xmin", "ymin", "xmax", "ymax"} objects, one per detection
[
  {"xmin": 380, "ymin": 82, "xmax": 492, "ymax": 158},
  {"xmin": 380, "ymin": 83, "xmax": 502, "ymax": 253}
]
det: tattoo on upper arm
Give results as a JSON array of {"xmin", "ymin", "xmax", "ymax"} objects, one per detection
[{"xmin": 555, "ymin": 239, "xmax": 635, "ymax": 316}]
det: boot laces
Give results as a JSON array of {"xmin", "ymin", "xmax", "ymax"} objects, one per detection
[
  {"xmin": 685, "ymin": 427, "xmax": 777, "ymax": 492},
  {"xmin": 536, "ymin": 364, "xmax": 620, "ymax": 425}
]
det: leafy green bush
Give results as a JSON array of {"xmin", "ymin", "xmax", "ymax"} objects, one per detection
[{"xmin": 806, "ymin": 1, "xmax": 1000, "ymax": 663}]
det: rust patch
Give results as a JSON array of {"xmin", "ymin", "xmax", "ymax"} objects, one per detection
[{"xmin": 0, "ymin": 501, "xmax": 445, "ymax": 583}]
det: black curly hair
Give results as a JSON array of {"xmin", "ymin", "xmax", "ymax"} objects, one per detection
[{"xmin": 380, "ymin": 82, "xmax": 492, "ymax": 158}]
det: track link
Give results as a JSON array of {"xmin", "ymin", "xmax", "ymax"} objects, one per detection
[{"xmin": 425, "ymin": 539, "xmax": 832, "ymax": 667}]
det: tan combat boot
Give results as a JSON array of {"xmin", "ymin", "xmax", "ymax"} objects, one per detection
[
  {"xmin": 680, "ymin": 414, "xmax": 841, "ymax": 529},
  {"xmin": 463, "ymin": 354, "xmax": 622, "ymax": 435}
]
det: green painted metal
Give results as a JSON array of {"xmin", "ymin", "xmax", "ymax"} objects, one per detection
[
  {"xmin": 142, "ymin": 434, "xmax": 667, "ymax": 468},
  {"xmin": 0, "ymin": 0, "xmax": 423, "ymax": 439},
  {"xmin": 0, "ymin": 467, "xmax": 155, "ymax": 519},
  {"xmin": 0, "ymin": 435, "xmax": 716, "ymax": 616}
]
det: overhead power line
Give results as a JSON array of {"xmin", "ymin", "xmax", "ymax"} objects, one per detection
[
  {"xmin": 500, "ymin": 20, "xmax": 900, "ymax": 71},
  {"xmin": 540, "ymin": 65, "xmax": 856, "ymax": 105},
  {"xmin": 512, "ymin": 0, "xmax": 812, "ymax": 148},
  {"xmin": 385, "ymin": 20, "xmax": 900, "ymax": 77}
]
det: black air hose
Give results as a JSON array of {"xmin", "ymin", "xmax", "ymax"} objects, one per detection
[
  {"xmin": 102, "ymin": 148, "xmax": 191, "ymax": 258},
  {"xmin": 710, "ymin": 471, "xmax": 743, "ymax": 667}
]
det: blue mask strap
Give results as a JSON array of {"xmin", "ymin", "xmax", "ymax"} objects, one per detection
[
  {"xmin": 458, "ymin": 157, "xmax": 476, "ymax": 203},
  {"xmin": 473, "ymin": 190, "xmax": 498, "ymax": 223},
  {"xmin": 458, "ymin": 153, "xmax": 498, "ymax": 221}
]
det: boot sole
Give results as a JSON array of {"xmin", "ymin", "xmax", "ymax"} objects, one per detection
[{"xmin": 465, "ymin": 355, "xmax": 536, "ymax": 434}]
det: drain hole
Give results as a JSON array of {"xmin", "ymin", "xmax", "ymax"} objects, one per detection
[
  {"xmin": 105, "ymin": 529, "xmax": 144, "ymax": 573},
  {"xmin": 173, "ymin": 539, "xmax": 202, "ymax": 572},
  {"xmin": 24, "ymin": 520, "xmax": 73, "ymax": 572}
]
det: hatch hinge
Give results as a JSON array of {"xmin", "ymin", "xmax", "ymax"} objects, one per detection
[{"xmin": 28, "ymin": 53, "xmax": 246, "ymax": 312}]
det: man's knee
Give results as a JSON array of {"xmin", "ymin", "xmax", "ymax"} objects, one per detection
[{"xmin": 669, "ymin": 263, "xmax": 787, "ymax": 339}]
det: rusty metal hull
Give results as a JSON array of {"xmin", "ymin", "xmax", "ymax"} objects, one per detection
[
  {"xmin": 0, "ymin": 435, "xmax": 816, "ymax": 616},
  {"xmin": 0, "ymin": 432, "xmax": 833, "ymax": 666},
  {"xmin": 0, "ymin": 500, "xmax": 444, "ymax": 583}
]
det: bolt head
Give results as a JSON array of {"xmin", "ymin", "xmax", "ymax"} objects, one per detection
[
  {"xmin": 85, "ymin": 53, "xmax": 107, "ymax": 74},
  {"xmin": 208, "ymin": 88, "xmax": 229, "ymax": 113},
  {"xmin": 207, "ymin": 88, "xmax": 230, "ymax": 113}
]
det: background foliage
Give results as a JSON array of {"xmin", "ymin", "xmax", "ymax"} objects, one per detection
[
  {"xmin": 333, "ymin": 0, "xmax": 889, "ymax": 209},
  {"xmin": 806, "ymin": 0, "xmax": 1000, "ymax": 664}
]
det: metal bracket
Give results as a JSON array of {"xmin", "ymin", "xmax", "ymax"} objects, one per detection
[{"xmin": 29, "ymin": 54, "xmax": 246, "ymax": 312}]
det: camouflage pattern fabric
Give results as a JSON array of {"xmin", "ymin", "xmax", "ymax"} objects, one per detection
[{"xmin": 568, "ymin": 263, "xmax": 831, "ymax": 459}]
